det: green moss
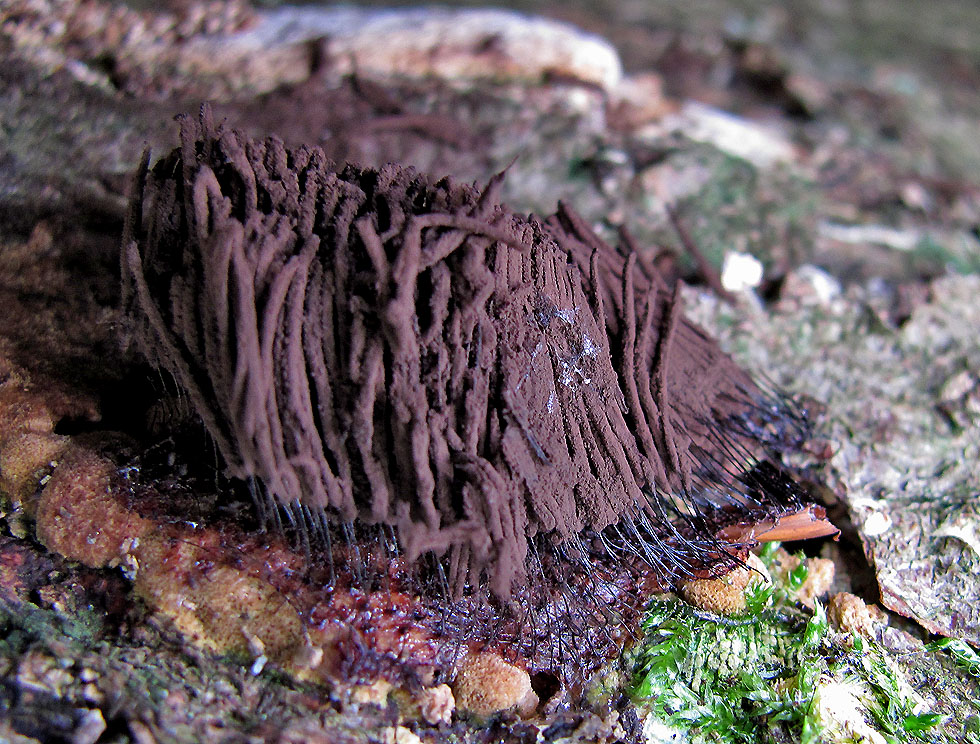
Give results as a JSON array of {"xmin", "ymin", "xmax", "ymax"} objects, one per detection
[
  {"xmin": 671, "ymin": 143, "xmax": 820, "ymax": 276},
  {"xmin": 925, "ymin": 638, "xmax": 980, "ymax": 678},
  {"xmin": 0, "ymin": 591, "xmax": 102, "ymax": 653},
  {"xmin": 910, "ymin": 235, "xmax": 980, "ymax": 276},
  {"xmin": 630, "ymin": 547, "xmax": 945, "ymax": 744}
]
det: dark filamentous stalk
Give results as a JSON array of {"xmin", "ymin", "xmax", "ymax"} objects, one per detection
[{"xmin": 120, "ymin": 107, "xmax": 836, "ymax": 670}]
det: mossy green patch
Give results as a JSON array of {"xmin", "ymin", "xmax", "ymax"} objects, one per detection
[
  {"xmin": 630, "ymin": 547, "xmax": 946, "ymax": 744},
  {"xmin": 671, "ymin": 143, "xmax": 819, "ymax": 276},
  {"xmin": 910, "ymin": 235, "xmax": 980, "ymax": 276}
]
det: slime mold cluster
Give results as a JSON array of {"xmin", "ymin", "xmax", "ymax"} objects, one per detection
[{"xmin": 120, "ymin": 108, "xmax": 835, "ymax": 677}]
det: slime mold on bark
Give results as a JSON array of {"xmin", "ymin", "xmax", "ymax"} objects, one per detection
[{"xmin": 120, "ymin": 107, "xmax": 836, "ymax": 677}]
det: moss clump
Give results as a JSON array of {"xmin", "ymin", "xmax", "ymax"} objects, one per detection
[{"xmin": 630, "ymin": 546, "xmax": 945, "ymax": 744}]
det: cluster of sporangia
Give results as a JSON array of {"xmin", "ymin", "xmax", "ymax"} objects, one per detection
[{"xmin": 121, "ymin": 108, "xmax": 835, "ymax": 664}]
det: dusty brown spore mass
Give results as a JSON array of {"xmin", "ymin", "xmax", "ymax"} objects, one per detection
[{"xmin": 121, "ymin": 108, "xmax": 824, "ymax": 607}]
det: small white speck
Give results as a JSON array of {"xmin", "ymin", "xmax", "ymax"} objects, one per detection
[
  {"xmin": 863, "ymin": 511, "xmax": 892, "ymax": 537},
  {"xmin": 250, "ymin": 655, "xmax": 268, "ymax": 676},
  {"xmin": 582, "ymin": 333, "xmax": 598, "ymax": 357},
  {"xmin": 721, "ymin": 250, "xmax": 763, "ymax": 292},
  {"xmin": 559, "ymin": 362, "xmax": 573, "ymax": 387}
]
